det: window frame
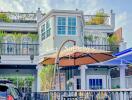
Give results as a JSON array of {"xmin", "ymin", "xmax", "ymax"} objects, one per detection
[
  {"xmin": 41, "ymin": 19, "xmax": 51, "ymax": 40},
  {"xmin": 56, "ymin": 16, "xmax": 77, "ymax": 36}
]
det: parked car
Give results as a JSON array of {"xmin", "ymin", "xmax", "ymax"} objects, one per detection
[{"xmin": 0, "ymin": 80, "xmax": 22, "ymax": 100}]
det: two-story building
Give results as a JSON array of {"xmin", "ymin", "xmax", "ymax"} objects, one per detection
[{"xmin": 37, "ymin": 9, "xmax": 126, "ymax": 92}]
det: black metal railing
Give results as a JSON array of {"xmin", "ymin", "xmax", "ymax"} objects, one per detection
[
  {"xmin": 22, "ymin": 89, "xmax": 132, "ymax": 100},
  {"xmin": 0, "ymin": 43, "xmax": 39, "ymax": 55},
  {"xmin": 84, "ymin": 15, "xmax": 110, "ymax": 25},
  {"xmin": 85, "ymin": 44, "xmax": 119, "ymax": 54}
]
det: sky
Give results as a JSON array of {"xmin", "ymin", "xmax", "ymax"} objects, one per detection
[{"xmin": 0, "ymin": 0, "xmax": 131, "ymax": 48}]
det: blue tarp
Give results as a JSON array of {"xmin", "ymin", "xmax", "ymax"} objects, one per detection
[{"xmin": 91, "ymin": 48, "xmax": 132, "ymax": 66}]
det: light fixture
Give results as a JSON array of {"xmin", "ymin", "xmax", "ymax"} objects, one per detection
[
  {"xmin": 30, "ymin": 54, "xmax": 34, "ymax": 63},
  {"xmin": 0, "ymin": 55, "xmax": 1, "ymax": 63}
]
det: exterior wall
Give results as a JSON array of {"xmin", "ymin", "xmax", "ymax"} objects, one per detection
[
  {"xmin": 0, "ymin": 69, "xmax": 36, "ymax": 75},
  {"xmin": 0, "ymin": 23, "xmax": 37, "ymax": 32},
  {"xmin": 39, "ymin": 16, "xmax": 55, "ymax": 56},
  {"xmin": 111, "ymin": 75, "xmax": 132, "ymax": 88},
  {"xmin": 85, "ymin": 68, "xmax": 109, "ymax": 89},
  {"xmin": 0, "ymin": 55, "xmax": 39, "ymax": 65}
]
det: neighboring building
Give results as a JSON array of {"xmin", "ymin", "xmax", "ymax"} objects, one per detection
[
  {"xmin": 0, "ymin": 9, "xmax": 41, "ymax": 92},
  {"xmin": 0, "ymin": 9, "xmax": 127, "ymax": 92}
]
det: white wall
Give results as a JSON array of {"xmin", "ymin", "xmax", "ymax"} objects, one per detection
[{"xmin": 112, "ymin": 75, "xmax": 132, "ymax": 88}]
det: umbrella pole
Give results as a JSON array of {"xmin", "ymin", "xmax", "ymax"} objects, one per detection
[{"xmin": 53, "ymin": 40, "xmax": 76, "ymax": 91}]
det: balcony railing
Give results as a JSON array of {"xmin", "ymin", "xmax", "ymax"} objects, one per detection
[
  {"xmin": 84, "ymin": 15, "xmax": 110, "ymax": 25},
  {"xmin": 0, "ymin": 12, "xmax": 37, "ymax": 23},
  {"xmin": 22, "ymin": 89, "xmax": 132, "ymax": 100},
  {"xmin": 0, "ymin": 43, "xmax": 39, "ymax": 55},
  {"xmin": 85, "ymin": 44, "xmax": 119, "ymax": 54}
]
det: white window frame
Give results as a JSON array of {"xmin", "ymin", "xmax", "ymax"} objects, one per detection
[
  {"xmin": 87, "ymin": 75, "xmax": 107, "ymax": 89},
  {"xmin": 41, "ymin": 19, "xmax": 51, "ymax": 40},
  {"xmin": 56, "ymin": 16, "xmax": 77, "ymax": 36}
]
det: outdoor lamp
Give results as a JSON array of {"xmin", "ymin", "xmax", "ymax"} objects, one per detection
[
  {"xmin": 30, "ymin": 54, "xmax": 34, "ymax": 63},
  {"xmin": 0, "ymin": 55, "xmax": 1, "ymax": 63}
]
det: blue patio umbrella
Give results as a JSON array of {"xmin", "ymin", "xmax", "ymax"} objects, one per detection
[{"xmin": 91, "ymin": 48, "xmax": 132, "ymax": 66}]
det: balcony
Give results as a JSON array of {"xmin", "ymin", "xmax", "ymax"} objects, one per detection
[
  {"xmin": 0, "ymin": 12, "xmax": 37, "ymax": 23},
  {"xmin": 84, "ymin": 15, "xmax": 110, "ymax": 26},
  {"xmin": 84, "ymin": 44, "xmax": 119, "ymax": 54},
  {"xmin": 0, "ymin": 43, "xmax": 39, "ymax": 56}
]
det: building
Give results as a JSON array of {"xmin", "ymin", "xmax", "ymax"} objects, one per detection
[
  {"xmin": 0, "ymin": 9, "xmax": 127, "ymax": 92},
  {"xmin": 37, "ymin": 9, "xmax": 127, "ymax": 91}
]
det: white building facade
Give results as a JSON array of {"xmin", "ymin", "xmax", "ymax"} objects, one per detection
[{"xmin": 0, "ymin": 9, "xmax": 127, "ymax": 92}]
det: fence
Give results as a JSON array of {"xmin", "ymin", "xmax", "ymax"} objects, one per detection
[
  {"xmin": 23, "ymin": 89, "xmax": 132, "ymax": 100},
  {"xmin": 0, "ymin": 43, "xmax": 39, "ymax": 55}
]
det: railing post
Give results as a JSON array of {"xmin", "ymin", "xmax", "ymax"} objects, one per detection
[{"xmin": 48, "ymin": 91, "xmax": 50, "ymax": 100}]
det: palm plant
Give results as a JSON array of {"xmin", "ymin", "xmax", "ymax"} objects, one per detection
[
  {"xmin": 28, "ymin": 33, "xmax": 39, "ymax": 42},
  {"xmin": 39, "ymin": 65, "xmax": 54, "ymax": 91}
]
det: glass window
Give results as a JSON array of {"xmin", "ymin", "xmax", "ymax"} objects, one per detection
[
  {"xmin": 57, "ymin": 17, "xmax": 66, "ymax": 35},
  {"xmin": 89, "ymin": 79, "xmax": 102, "ymax": 89},
  {"xmin": 68, "ymin": 17, "xmax": 76, "ymax": 35},
  {"xmin": 76, "ymin": 79, "xmax": 81, "ymax": 89},
  {"xmin": 41, "ymin": 20, "xmax": 51, "ymax": 40}
]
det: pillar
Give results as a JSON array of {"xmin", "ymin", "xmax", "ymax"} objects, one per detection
[
  {"xmin": 36, "ymin": 8, "xmax": 42, "ymax": 23},
  {"xmin": 120, "ymin": 65, "xmax": 126, "ymax": 88},
  {"xmin": 108, "ymin": 69, "xmax": 111, "ymax": 89},
  {"xmin": 80, "ymin": 65, "xmax": 87, "ymax": 90},
  {"xmin": 120, "ymin": 65, "xmax": 126, "ymax": 100},
  {"xmin": 36, "ymin": 64, "xmax": 42, "ymax": 92},
  {"xmin": 110, "ymin": 10, "xmax": 115, "ymax": 29}
]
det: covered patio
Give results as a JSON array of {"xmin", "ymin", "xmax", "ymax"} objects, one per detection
[{"xmin": 91, "ymin": 48, "xmax": 132, "ymax": 89}]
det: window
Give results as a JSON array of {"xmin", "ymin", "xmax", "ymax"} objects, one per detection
[
  {"xmin": 68, "ymin": 17, "xmax": 76, "ymax": 35},
  {"xmin": 57, "ymin": 17, "xmax": 66, "ymax": 35},
  {"xmin": 41, "ymin": 24, "xmax": 45, "ymax": 40},
  {"xmin": 89, "ymin": 79, "xmax": 102, "ymax": 89},
  {"xmin": 57, "ymin": 16, "xmax": 77, "ymax": 35},
  {"xmin": 76, "ymin": 79, "xmax": 81, "ymax": 89},
  {"xmin": 41, "ymin": 20, "xmax": 51, "ymax": 40}
]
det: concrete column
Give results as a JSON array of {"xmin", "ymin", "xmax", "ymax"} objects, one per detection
[
  {"xmin": 36, "ymin": 8, "xmax": 42, "ymax": 23},
  {"xmin": 108, "ymin": 69, "xmax": 111, "ymax": 89},
  {"xmin": 110, "ymin": 10, "xmax": 115, "ymax": 29},
  {"xmin": 36, "ymin": 64, "xmax": 42, "ymax": 92},
  {"xmin": 120, "ymin": 65, "xmax": 126, "ymax": 100},
  {"xmin": 80, "ymin": 65, "xmax": 87, "ymax": 90},
  {"xmin": 120, "ymin": 65, "xmax": 126, "ymax": 88}
]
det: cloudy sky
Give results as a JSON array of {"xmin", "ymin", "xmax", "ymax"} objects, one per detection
[{"xmin": 0, "ymin": 0, "xmax": 131, "ymax": 48}]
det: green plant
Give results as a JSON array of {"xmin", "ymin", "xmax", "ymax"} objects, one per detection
[
  {"xmin": 107, "ymin": 34, "xmax": 118, "ymax": 45},
  {"xmin": 0, "ymin": 13, "xmax": 12, "ymax": 22},
  {"xmin": 87, "ymin": 35, "xmax": 94, "ymax": 43},
  {"xmin": 85, "ymin": 11, "xmax": 107, "ymax": 25},
  {"xmin": 14, "ymin": 33, "xmax": 23, "ymax": 43},
  {"xmin": 39, "ymin": 65, "xmax": 54, "ymax": 91},
  {"xmin": 28, "ymin": 33, "xmax": 39, "ymax": 42},
  {"xmin": 0, "ymin": 31, "xmax": 6, "ymax": 43}
]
